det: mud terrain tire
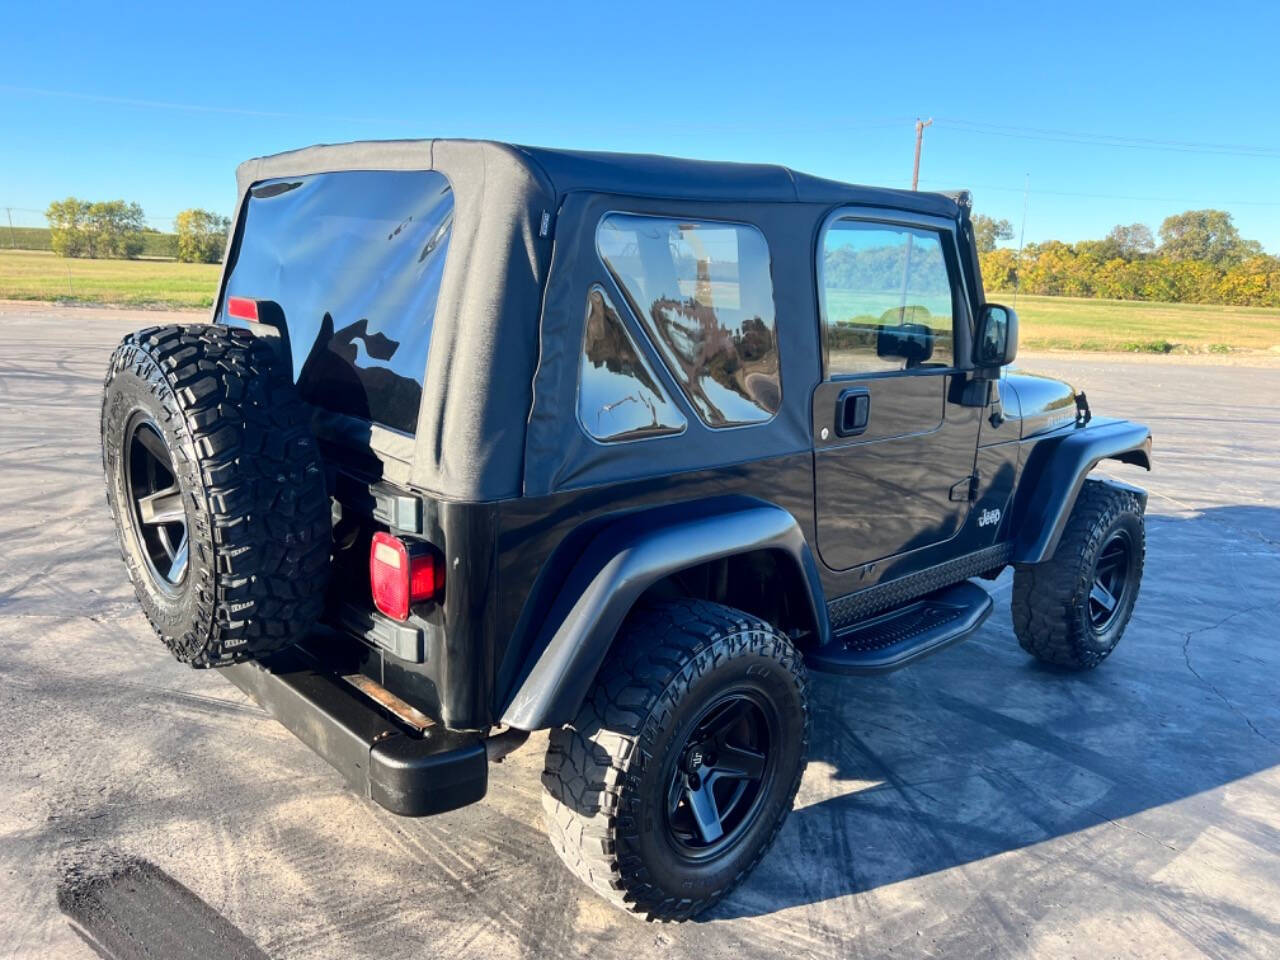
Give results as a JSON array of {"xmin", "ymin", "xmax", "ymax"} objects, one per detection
[
  {"xmin": 542, "ymin": 599, "xmax": 809, "ymax": 921},
  {"xmin": 102, "ymin": 324, "xmax": 330, "ymax": 667},
  {"xmin": 1012, "ymin": 478, "xmax": 1145, "ymax": 669}
]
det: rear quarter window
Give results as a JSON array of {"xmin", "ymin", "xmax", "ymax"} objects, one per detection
[
  {"xmin": 577, "ymin": 285, "xmax": 686, "ymax": 442},
  {"xmin": 596, "ymin": 213, "xmax": 781, "ymax": 428},
  {"xmin": 221, "ymin": 169, "xmax": 454, "ymax": 434}
]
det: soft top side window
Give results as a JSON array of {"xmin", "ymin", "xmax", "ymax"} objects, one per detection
[
  {"xmin": 820, "ymin": 219, "xmax": 956, "ymax": 377},
  {"xmin": 596, "ymin": 213, "xmax": 781, "ymax": 427},
  {"xmin": 577, "ymin": 285, "xmax": 686, "ymax": 443}
]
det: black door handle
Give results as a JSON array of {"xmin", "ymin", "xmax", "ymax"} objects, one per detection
[{"xmin": 836, "ymin": 388, "xmax": 870, "ymax": 437}]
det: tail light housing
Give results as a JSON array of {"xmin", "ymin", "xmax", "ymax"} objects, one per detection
[
  {"xmin": 369, "ymin": 532, "xmax": 444, "ymax": 621},
  {"xmin": 226, "ymin": 296, "xmax": 260, "ymax": 321}
]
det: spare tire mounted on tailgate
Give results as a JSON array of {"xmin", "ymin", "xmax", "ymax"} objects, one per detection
[{"xmin": 102, "ymin": 324, "xmax": 331, "ymax": 666}]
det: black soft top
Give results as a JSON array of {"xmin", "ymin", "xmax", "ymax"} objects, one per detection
[
  {"xmin": 509, "ymin": 142, "xmax": 964, "ymax": 214},
  {"xmin": 235, "ymin": 138, "xmax": 964, "ymax": 214},
  {"xmin": 220, "ymin": 140, "xmax": 968, "ymax": 502}
]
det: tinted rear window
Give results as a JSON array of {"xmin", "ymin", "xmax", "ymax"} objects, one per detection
[{"xmin": 221, "ymin": 170, "xmax": 454, "ymax": 434}]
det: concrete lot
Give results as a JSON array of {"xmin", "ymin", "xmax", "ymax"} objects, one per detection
[{"xmin": 1, "ymin": 302, "xmax": 1277, "ymax": 959}]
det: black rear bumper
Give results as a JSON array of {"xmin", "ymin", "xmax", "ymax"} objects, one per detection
[{"xmin": 221, "ymin": 648, "xmax": 487, "ymax": 816}]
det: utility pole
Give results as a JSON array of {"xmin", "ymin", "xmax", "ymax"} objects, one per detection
[
  {"xmin": 911, "ymin": 117, "xmax": 933, "ymax": 191},
  {"xmin": 1014, "ymin": 174, "xmax": 1030, "ymax": 307},
  {"xmin": 5, "ymin": 208, "xmax": 14, "ymax": 249}
]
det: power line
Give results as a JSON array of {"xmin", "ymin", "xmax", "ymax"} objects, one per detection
[
  {"xmin": 933, "ymin": 117, "xmax": 1280, "ymax": 159},
  {"xmin": 0, "ymin": 83, "xmax": 394, "ymax": 125},
  {"xmin": 5, "ymin": 80, "xmax": 1277, "ymax": 160},
  {"xmin": 0, "ymin": 205, "xmax": 186, "ymax": 218},
  {"xmin": 0, "ymin": 205, "xmax": 226, "ymax": 231},
  {"xmin": 917, "ymin": 179, "xmax": 1280, "ymax": 208}
]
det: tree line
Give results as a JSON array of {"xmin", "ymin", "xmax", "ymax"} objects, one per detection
[
  {"xmin": 38, "ymin": 194, "xmax": 1280, "ymax": 307},
  {"xmin": 824, "ymin": 235, "xmax": 950, "ymax": 296},
  {"xmin": 45, "ymin": 198, "xmax": 229, "ymax": 263},
  {"xmin": 975, "ymin": 209, "xmax": 1280, "ymax": 307}
]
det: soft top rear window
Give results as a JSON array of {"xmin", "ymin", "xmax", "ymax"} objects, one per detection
[{"xmin": 221, "ymin": 169, "xmax": 454, "ymax": 435}]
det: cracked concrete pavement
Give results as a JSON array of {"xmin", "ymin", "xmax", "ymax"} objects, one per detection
[{"xmin": 1, "ymin": 303, "xmax": 1277, "ymax": 958}]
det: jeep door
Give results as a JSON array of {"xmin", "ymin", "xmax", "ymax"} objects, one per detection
[{"xmin": 811, "ymin": 209, "xmax": 982, "ymax": 572}]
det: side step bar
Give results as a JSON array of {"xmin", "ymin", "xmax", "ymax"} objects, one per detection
[
  {"xmin": 806, "ymin": 580, "xmax": 994, "ymax": 675},
  {"xmin": 221, "ymin": 648, "xmax": 487, "ymax": 816}
]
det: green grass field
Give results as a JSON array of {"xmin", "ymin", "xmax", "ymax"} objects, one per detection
[
  {"xmin": 0, "ymin": 249, "xmax": 221, "ymax": 309},
  {"xmin": 989, "ymin": 291, "xmax": 1280, "ymax": 353},
  {"xmin": 2, "ymin": 249, "xmax": 1279, "ymax": 352},
  {"xmin": 823, "ymin": 287, "xmax": 1280, "ymax": 354},
  {"xmin": 1, "ymin": 226, "xmax": 60, "ymax": 251},
  {"xmin": 2, "ymin": 226, "xmax": 179, "ymax": 258}
]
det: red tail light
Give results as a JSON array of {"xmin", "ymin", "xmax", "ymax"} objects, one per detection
[
  {"xmin": 369, "ymin": 532, "xmax": 444, "ymax": 621},
  {"xmin": 226, "ymin": 296, "xmax": 259, "ymax": 321}
]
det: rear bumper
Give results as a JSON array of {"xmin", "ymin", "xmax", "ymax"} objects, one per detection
[{"xmin": 221, "ymin": 648, "xmax": 487, "ymax": 816}]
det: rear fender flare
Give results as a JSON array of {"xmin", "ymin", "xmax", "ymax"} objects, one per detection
[
  {"xmin": 499, "ymin": 499, "xmax": 828, "ymax": 731},
  {"xmin": 1013, "ymin": 419, "xmax": 1152, "ymax": 564}
]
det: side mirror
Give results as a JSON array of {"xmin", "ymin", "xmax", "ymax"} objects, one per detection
[{"xmin": 974, "ymin": 303, "xmax": 1018, "ymax": 370}]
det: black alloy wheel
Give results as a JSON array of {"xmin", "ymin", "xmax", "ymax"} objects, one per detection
[
  {"xmin": 664, "ymin": 691, "xmax": 777, "ymax": 860},
  {"xmin": 1011, "ymin": 478, "xmax": 1146, "ymax": 670},
  {"xmin": 124, "ymin": 415, "xmax": 189, "ymax": 591},
  {"xmin": 1088, "ymin": 528, "xmax": 1133, "ymax": 633}
]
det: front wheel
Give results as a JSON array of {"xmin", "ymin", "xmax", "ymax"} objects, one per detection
[
  {"xmin": 1012, "ymin": 479, "xmax": 1145, "ymax": 669},
  {"xmin": 541, "ymin": 599, "xmax": 809, "ymax": 921}
]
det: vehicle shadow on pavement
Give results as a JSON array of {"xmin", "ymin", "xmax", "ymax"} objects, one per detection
[{"xmin": 708, "ymin": 505, "xmax": 1280, "ymax": 922}]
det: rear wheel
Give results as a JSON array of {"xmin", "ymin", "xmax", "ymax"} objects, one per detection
[
  {"xmin": 1012, "ymin": 479, "xmax": 1145, "ymax": 669},
  {"xmin": 102, "ymin": 324, "xmax": 331, "ymax": 667},
  {"xmin": 541, "ymin": 599, "xmax": 809, "ymax": 921}
]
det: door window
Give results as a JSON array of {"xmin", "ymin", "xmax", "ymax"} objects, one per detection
[{"xmin": 820, "ymin": 220, "xmax": 956, "ymax": 377}]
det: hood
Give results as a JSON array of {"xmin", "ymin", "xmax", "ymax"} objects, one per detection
[{"xmin": 1002, "ymin": 370, "xmax": 1079, "ymax": 438}]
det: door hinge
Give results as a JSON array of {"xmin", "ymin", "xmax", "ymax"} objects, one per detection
[{"xmin": 950, "ymin": 474, "xmax": 979, "ymax": 502}]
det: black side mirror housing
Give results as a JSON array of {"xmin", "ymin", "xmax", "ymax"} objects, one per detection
[{"xmin": 973, "ymin": 303, "xmax": 1018, "ymax": 371}]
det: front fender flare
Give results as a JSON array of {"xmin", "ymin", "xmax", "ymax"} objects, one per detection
[
  {"xmin": 499, "ymin": 500, "xmax": 828, "ymax": 731},
  {"xmin": 1013, "ymin": 418, "xmax": 1152, "ymax": 565}
]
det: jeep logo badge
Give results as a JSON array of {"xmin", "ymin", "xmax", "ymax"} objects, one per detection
[{"xmin": 978, "ymin": 507, "xmax": 1002, "ymax": 528}]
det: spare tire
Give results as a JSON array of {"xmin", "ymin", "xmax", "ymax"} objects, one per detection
[{"xmin": 102, "ymin": 324, "xmax": 331, "ymax": 667}]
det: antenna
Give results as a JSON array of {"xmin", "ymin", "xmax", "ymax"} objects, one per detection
[{"xmin": 1013, "ymin": 174, "xmax": 1029, "ymax": 306}]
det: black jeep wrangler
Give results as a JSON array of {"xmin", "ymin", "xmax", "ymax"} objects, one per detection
[{"xmin": 101, "ymin": 140, "xmax": 1152, "ymax": 921}]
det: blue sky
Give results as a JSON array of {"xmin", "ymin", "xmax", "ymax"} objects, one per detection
[{"xmin": 4, "ymin": 1, "xmax": 1279, "ymax": 251}]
